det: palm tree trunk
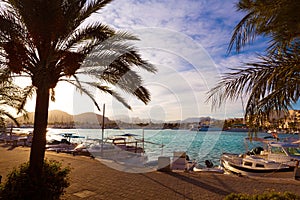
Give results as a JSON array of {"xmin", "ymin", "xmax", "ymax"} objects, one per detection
[{"xmin": 29, "ymin": 86, "xmax": 50, "ymax": 180}]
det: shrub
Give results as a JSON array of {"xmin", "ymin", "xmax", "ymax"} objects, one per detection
[
  {"xmin": 0, "ymin": 159, "xmax": 70, "ymax": 200},
  {"xmin": 225, "ymin": 191, "xmax": 300, "ymax": 200}
]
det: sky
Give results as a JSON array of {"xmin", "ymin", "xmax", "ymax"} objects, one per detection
[{"xmin": 19, "ymin": 0, "xmax": 299, "ymax": 121}]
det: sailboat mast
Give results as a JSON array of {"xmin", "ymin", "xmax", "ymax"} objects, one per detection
[
  {"xmin": 142, "ymin": 128, "xmax": 145, "ymax": 154},
  {"xmin": 241, "ymin": 95, "xmax": 245, "ymax": 124}
]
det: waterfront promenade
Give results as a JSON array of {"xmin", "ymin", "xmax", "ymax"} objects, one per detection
[{"xmin": 1, "ymin": 146, "xmax": 300, "ymax": 200}]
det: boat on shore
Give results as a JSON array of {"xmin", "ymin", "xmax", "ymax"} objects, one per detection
[{"xmin": 193, "ymin": 160, "xmax": 224, "ymax": 173}]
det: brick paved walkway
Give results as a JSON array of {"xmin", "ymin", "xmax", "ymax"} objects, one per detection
[{"xmin": 1, "ymin": 146, "xmax": 300, "ymax": 200}]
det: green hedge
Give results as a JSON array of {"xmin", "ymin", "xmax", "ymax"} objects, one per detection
[
  {"xmin": 225, "ymin": 191, "xmax": 300, "ymax": 200},
  {"xmin": 0, "ymin": 159, "xmax": 70, "ymax": 200}
]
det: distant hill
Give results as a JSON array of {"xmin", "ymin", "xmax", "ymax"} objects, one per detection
[
  {"xmin": 73, "ymin": 112, "xmax": 110, "ymax": 124},
  {"xmin": 11, "ymin": 110, "xmax": 221, "ymax": 129},
  {"xmin": 14, "ymin": 110, "xmax": 110, "ymax": 125}
]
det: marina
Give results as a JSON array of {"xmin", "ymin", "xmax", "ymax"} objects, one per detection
[{"xmin": 2, "ymin": 128, "xmax": 299, "ymax": 176}]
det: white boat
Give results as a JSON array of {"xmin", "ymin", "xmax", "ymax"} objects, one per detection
[
  {"xmin": 73, "ymin": 133, "xmax": 149, "ymax": 167},
  {"xmin": 46, "ymin": 131, "xmax": 85, "ymax": 153},
  {"xmin": 264, "ymin": 142, "xmax": 300, "ymax": 167},
  {"xmin": 193, "ymin": 160, "xmax": 224, "ymax": 173},
  {"xmin": 220, "ymin": 153, "xmax": 293, "ymax": 176},
  {"xmin": 220, "ymin": 141, "xmax": 300, "ymax": 176},
  {"xmin": 46, "ymin": 131, "xmax": 85, "ymax": 144}
]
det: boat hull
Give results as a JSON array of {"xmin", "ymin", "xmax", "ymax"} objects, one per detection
[{"xmin": 193, "ymin": 166, "xmax": 224, "ymax": 173}]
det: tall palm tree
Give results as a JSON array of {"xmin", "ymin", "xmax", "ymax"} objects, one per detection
[
  {"xmin": 207, "ymin": 0, "xmax": 300, "ymax": 127},
  {"xmin": 0, "ymin": 0, "xmax": 156, "ymax": 181}
]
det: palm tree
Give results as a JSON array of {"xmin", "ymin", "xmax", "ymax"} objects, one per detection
[
  {"xmin": 207, "ymin": 0, "xmax": 300, "ymax": 127},
  {"xmin": 0, "ymin": 0, "xmax": 156, "ymax": 181}
]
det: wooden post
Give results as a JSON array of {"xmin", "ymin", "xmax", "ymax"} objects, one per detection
[{"xmin": 294, "ymin": 160, "xmax": 300, "ymax": 180}]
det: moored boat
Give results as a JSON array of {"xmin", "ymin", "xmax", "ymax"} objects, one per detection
[
  {"xmin": 73, "ymin": 133, "xmax": 149, "ymax": 167},
  {"xmin": 265, "ymin": 142, "xmax": 300, "ymax": 166},
  {"xmin": 220, "ymin": 153, "xmax": 293, "ymax": 176},
  {"xmin": 225, "ymin": 123, "xmax": 249, "ymax": 132},
  {"xmin": 220, "ymin": 141, "xmax": 300, "ymax": 177},
  {"xmin": 198, "ymin": 125, "xmax": 209, "ymax": 131},
  {"xmin": 46, "ymin": 131, "xmax": 85, "ymax": 153}
]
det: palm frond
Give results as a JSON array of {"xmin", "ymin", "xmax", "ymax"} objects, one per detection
[
  {"xmin": 62, "ymin": 22, "xmax": 115, "ymax": 51},
  {"xmin": 64, "ymin": 78, "xmax": 101, "ymax": 111},
  {"xmin": 208, "ymin": 45, "xmax": 300, "ymax": 120},
  {"xmin": 79, "ymin": 32, "xmax": 157, "ymax": 73},
  {"xmin": 77, "ymin": 0, "xmax": 113, "ymax": 24},
  {"xmin": 228, "ymin": 0, "xmax": 300, "ymax": 54},
  {"xmin": 88, "ymin": 83, "xmax": 132, "ymax": 110},
  {"xmin": 227, "ymin": 11, "xmax": 257, "ymax": 53},
  {"xmin": 0, "ymin": 109, "xmax": 20, "ymax": 127}
]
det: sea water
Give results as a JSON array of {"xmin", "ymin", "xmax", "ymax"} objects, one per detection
[{"xmin": 45, "ymin": 128, "xmax": 299, "ymax": 166}]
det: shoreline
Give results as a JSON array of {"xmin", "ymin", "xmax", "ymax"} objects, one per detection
[{"xmin": 1, "ymin": 145, "xmax": 300, "ymax": 200}]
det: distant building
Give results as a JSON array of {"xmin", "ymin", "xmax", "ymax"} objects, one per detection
[{"xmin": 265, "ymin": 110, "xmax": 300, "ymax": 132}]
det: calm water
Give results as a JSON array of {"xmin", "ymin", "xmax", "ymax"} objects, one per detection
[{"xmin": 46, "ymin": 128, "xmax": 299, "ymax": 166}]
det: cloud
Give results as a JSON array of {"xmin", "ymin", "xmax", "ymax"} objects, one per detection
[
  {"xmin": 70, "ymin": 0, "xmax": 253, "ymax": 120},
  {"xmin": 23, "ymin": 0, "xmax": 270, "ymax": 121},
  {"xmin": 91, "ymin": 0, "xmax": 247, "ymax": 58},
  {"xmin": 83, "ymin": 28, "xmax": 226, "ymax": 121}
]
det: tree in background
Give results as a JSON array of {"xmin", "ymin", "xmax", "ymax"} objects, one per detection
[
  {"xmin": 0, "ymin": 0, "xmax": 156, "ymax": 184},
  {"xmin": 0, "ymin": 71, "xmax": 27, "ymax": 129},
  {"xmin": 207, "ymin": 0, "xmax": 300, "ymax": 127}
]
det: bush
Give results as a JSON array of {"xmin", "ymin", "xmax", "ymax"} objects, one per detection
[
  {"xmin": 0, "ymin": 159, "xmax": 70, "ymax": 200},
  {"xmin": 225, "ymin": 191, "xmax": 300, "ymax": 200}
]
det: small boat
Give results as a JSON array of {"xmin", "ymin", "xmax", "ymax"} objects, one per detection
[
  {"xmin": 198, "ymin": 125, "xmax": 222, "ymax": 132},
  {"xmin": 46, "ymin": 131, "xmax": 85, "ymax": 143},
  {"xmin": 220, "ymin": 135, "xmax": 300, "ymax": 177},
  {"xmin": 220, "ymin": 141, "xmax": 300, "ymax": 177},
  {"xmin": 264, "ymin": 142, "xmax": 300, "ymax": 167},
  {"xmin": 225, "ymin": 124, "xmax": 249, "ymax": 132},
  {"xmin": 46, "ymin": 132, "xmax": 85, "ymax": 153},
  {"xmin": 221, "ymin": 153, "xmax": 293, "ymax": 176},
  {"xmin": 193, "ymin": 160, "xmax": 224, "ymax": 173},
  {"xmin": 198, "ymin": 125, "xmax": 209, "ymax": 131},
  {"xmin": 73, "ymin": 133, "xmax": 149, "ymax": 167}
]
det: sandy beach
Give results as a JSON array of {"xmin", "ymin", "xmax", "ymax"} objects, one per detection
[{"xmin": 1, "ymin": 145, "xmax": 300, "ymax": 200}]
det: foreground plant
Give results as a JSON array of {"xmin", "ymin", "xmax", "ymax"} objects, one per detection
[{"xmin": 0, "ymin": 159, "xmax": 70, "ymax": 200}]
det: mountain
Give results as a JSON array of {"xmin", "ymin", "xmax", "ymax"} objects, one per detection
[
  {"xmin": 12, "ymin": 110, "xmax": 220, "ymax": 128},
  {"xmin": 14, "ymin": 110, "xmax": 110, "ymax": 125},
  {"xmin": 112, "ymin": 115, "xmax": 164, "ymax": 124},
  {"xmin": 73, "ymin": 112, "xmax": 110, "ymax": 124}
]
